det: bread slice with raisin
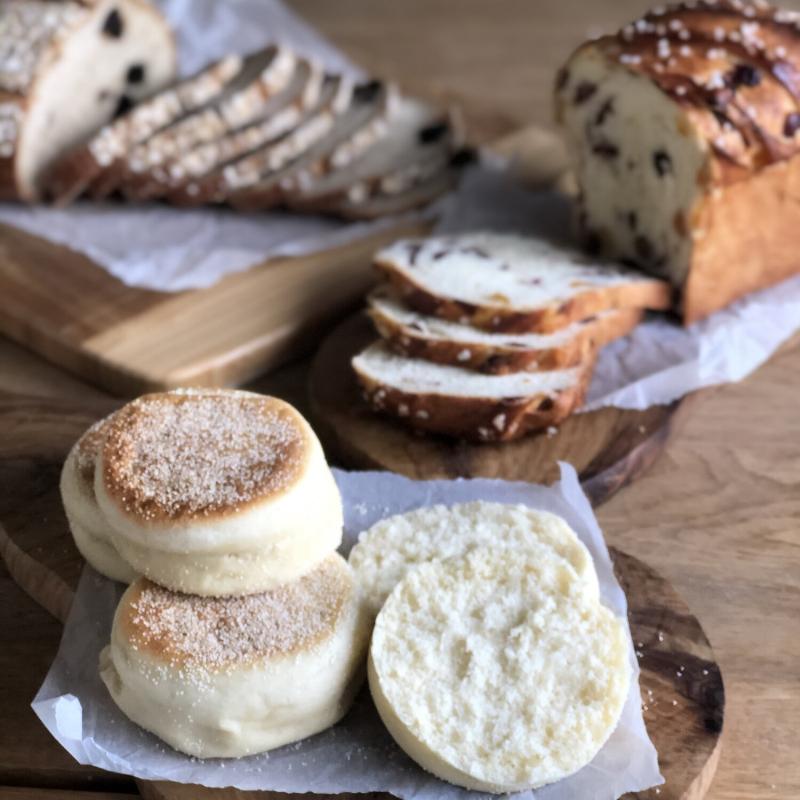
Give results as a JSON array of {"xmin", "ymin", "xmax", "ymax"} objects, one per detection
[
  {"xmin": 368, "ymin": 284, "xmax": 642, "ymax": 373},
  {"xmin": 375, "ymin": 232, "xmax": 671, "ymax": 333},
  {"xmin": 352, "ymin": 340, "xmax": 592, "ymax": 442}
]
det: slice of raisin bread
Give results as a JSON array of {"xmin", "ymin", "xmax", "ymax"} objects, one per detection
[
  {"xmin": 1, "ymin": 0, "xmax": 176, "ymax": 201},
  {"xmin": 117, "ymin": 47, "xmax": 312, "ymax": 201},
  {"xmin": 352, "ymin": 340, "xmax": 592, "ymax": 442},
  {"xmin": 368, "ymin": 285, "xmax": 642, "ymax": 373},
  {"xmin": 44, "ymin": 52, "xmax": 244, "ymax": 205},
  {"xmin": 226, "ymin": 79, "xmax": 392, "ymax": 211},
  {"xmin": 164, "ymin": 71, "xmax": 354, "ymax": 207},
  {"xmin": 375, "ymin": 232, "xmax": 671, "ymax": 333},
  {"xmin": 283, "ymin": 98, "xmax": 457, "ymax": 210}
]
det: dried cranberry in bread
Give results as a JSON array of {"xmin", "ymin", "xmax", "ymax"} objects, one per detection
[
  {"xmin": 165, "ymin": 70, "xmax": 354, "ymax": 207},
  {"xmin": 352, "ymin": 340, "xmax": 592, "ymax": 442},
  {"xmin": 0, "ymin": 0, "xmax": 176, "ymax": 201},
  {"xmin": 556, "ymin": 0, "xmax": 800, "ymax": 323},
  {"xmin": 368, "ymin": 285, "xmax": 642, "ymax": 373},
  {"xmin": 45, "ymin": 53, "xmax": 244, "ymax": 205},
  {"xmin": 374, "ymin": 232, "xmax": 670, "ymax": 334}
]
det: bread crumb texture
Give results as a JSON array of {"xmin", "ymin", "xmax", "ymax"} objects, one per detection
[
  {"xmin": 101, "ymin": 389, "xmax": 307, "ymax": 521},
  {"xmin": 349, "ymin": 502, "xmax": 598, "ymax": 615},
  {"xmin": 369, "ymin": 547, "xmax": 629, "ymax": 792}
]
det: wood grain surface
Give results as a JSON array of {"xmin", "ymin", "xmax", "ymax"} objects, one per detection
[
  {"xmin": 0, "ymin": 394, "xmax": 726, "ymax": 800},
  {"xmin": 1, "ymin": 0, "xmax": 799, "ymax": 799},
  {"xmin": 309, "ymin": 312, "xmax": 696, "ymax": 504}
]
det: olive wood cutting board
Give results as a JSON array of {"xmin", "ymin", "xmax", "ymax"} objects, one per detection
[{"xmin": 0, "ymin": 391, "xmax": 723, "ymax": 800}]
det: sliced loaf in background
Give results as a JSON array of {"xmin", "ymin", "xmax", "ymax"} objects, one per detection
[
  {"xmin": 352, "ymin": 340, "xmax": 592, "ymax": 442},
  {"xmin": 375, "ymin": 232, "xmax": 671, "ymax": 333},
  {"xmin": 368, "ymin": 285, "xmax": 642, "ymax": 373}
]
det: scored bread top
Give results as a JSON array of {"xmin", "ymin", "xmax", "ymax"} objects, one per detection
[
  {"xmin": 116, "ymin": 553, "xmax": 353, "ymax": 675},
  {"xmin": 369, "ymin": 547, "xmax": 630, "ymax": 792},
  {"xmin": 100, "ymin": 389, "xmax": 310, "ymax": 524},
  {"xmin": 375, "ymin": 232, "xmax": 670, "ymax": 332},
  {"xmin": 559, "ymin": 0, "xmax": 800, "ymax": 181},
  {"xmin": 349, "ymin": 502, "xmax": 599, "ymax": 615}
]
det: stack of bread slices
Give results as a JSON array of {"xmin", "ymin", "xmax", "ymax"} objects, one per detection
[
  {"xmin": 36, "ymin": 41, "xmax": 467, "ymax": 219},
  {"xmin": 352, "ymin": 231, "xmax": 673, "ymax": 441},
  {"xmin": 59, "ymin": 388, "xmax": 370, "ymax": 759}
]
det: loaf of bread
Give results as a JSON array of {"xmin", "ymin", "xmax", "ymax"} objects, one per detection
[
  {"xmin": 0, "ymin": 0, "xmax": 175, "ymax": 201},
  {"xmin": 556, "ymin": 0, "xmax": 800, "ymax": 323}
]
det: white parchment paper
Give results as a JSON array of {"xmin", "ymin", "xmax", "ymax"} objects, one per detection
[
  {"xmin": 436, "ymin": 165, "xmax": 800, "ymax": 410},
  {"xmin": 0, "ymin": 0, "xmax": 437, "ymax": 292},
  {"xmin": 32, "ymin": 464, "xmax": 662, "ymax": 800}
]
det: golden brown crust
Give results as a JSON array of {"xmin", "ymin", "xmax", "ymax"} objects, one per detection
[
  {"xmin": 370, "ymin": 304, "xmax": 642, "ymax": 373},
  {"xmin": 117, "ymin": 555, "xmax": 351, "ymax": 672},
  {"xmin": 561, "ymin": 1, "xmax": 800, "ymax": 185},
  {"xmin": 353, "ymin": 361, "xmax": 593, "ymax": 443},
  {"xmin": 100, "ymin": 390, "xmax": 310, "ymax": 525},
  {"xmin": 375, "ymin": 258, "xmax": 670, "ymax": 334},
  {"xmin": 683, "ymin": 152, "xmax": 800, "ymax": 321}
]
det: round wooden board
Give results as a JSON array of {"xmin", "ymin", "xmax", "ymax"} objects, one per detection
[
  {"xmin": 0, "ymin": 393, "xmax": 722, "ymax": 800},
  {"xmin": 309, "ymin": 314, "xmax": 697, "ymax": 505}
]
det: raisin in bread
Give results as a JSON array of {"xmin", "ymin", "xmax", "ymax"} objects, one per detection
[
  {"xmin": 352, "ymin": 340, "xmax": 592, "ymax": 442},
  {"xmin": 375, "ymin": 232, "xmax": 670, "ymax": 333},
  {"xmin": 45, "ymin": 53, "xmax": 244, "ymax": 205},
  {"xmin": 0, "ymin": 0, "xmax": 175, "ymax": 201},
  {"xmin": 368, "ymin": 285, "xmax": 642, "ymax": 373},
  {"xmin": 556, "ymin": 0, "xmax": 800, "ymax": 323}
]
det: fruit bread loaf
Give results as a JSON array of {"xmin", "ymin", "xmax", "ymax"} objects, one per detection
[
  {"xmin": 556, "ymin": 0, "xmax": 800, "ymax": 323},
  {"xmin": 0, "ymin": 0, "xmax": 176, "ymax": 201},
  {"xmin": 352, "ymin": 340, "xmax": 592, "ymax": 442},
  {"xmin": 374, "ymin": 232, "xmax": 671, "ymax": 333},
  {"xmin": 368, "ymin": 284, "xmax": 642, "ymax": 373}
]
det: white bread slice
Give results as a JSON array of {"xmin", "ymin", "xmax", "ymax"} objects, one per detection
[
  {"xmin": 226, "ymin": 79, "xmax": 392, "ymax": 211},
  {"xmin": 375, "ymin": 232, "xmax": 671, "ymax": 333},
  {"xmin": 352, "ymin": 340, "xmax": 591, "ymax": 442},
  {"xmin": 44, "ymin": 52, "xmax": 244, "ymax": 204},
  {"xmin": 283, "ymin": 97, "xmax": 455, "ymax": 210},
  {"xmin": 118, "ymin": 47, "xmax": 313, "ymax": 201},
  {"xmin": 368, "ymin": 547, "xmax": 630, "ymax": 792},
  {"xmin": 1, "ymin": 0, "xmax": 176, "ymax": 201},
  {"xmin": 349, "ymin": 501, "xmax": 599, "ymax": 616},
  {"xmin": 166, "ymin": 71, "xmax": 355, "ymax": 207}
]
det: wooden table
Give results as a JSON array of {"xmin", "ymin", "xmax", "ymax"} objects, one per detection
[{"xmin": 1, "ymin": 1, "xmax": 799, "ymax": 799}]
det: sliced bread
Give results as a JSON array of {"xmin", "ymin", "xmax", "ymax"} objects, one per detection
[
  {"xmin": 45, "ymin": 53, "xmax": 245, "ymax": 204},
  {"xmin": 226, "ymin": 79, "xmax": 392, "ymax": 211},
  {"xmin": 117, "ymin": 47, "xmax": 311, "ymax": 201},
  {"xmin": 283, "ymin": 97, "xmax": 456, "ymax": 210},
  {"xmin": 368, "ymin": 285, "xmax": 642, "ymax": 373},
  {"xmin": 165, "ymin": 70, "xmax": 354, "ymax": 207},
  {"xmin": 352, "ymin": 340, "xmax": 591, "ymax": 442},
  {"xmin": 348, "ymin": 501, "xmax": 599, "ymax": 617},
  {"xmin": 375, "ymin": 232, "xmax": 671, "ymax": 333},
  {"xmin": 2, "ymin": 0, "xmax": 176, "ymax": 201}
]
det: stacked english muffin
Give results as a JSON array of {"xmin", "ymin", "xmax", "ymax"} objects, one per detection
[{"xmin": 60, "ymin": 388, "xmax": 370, "ymax": 758}]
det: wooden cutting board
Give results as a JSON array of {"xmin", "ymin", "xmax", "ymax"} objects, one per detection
[
  {"xmin": 0, "ymin": 126, "xmax": 569, "ymax": 398},
  {"xmin": 309, "ymin": 313, "xmax": 700, "ymax": 500},
  {"xmin": 0, "ymin": 391, "xmax": 724, "ymax": 800}
]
